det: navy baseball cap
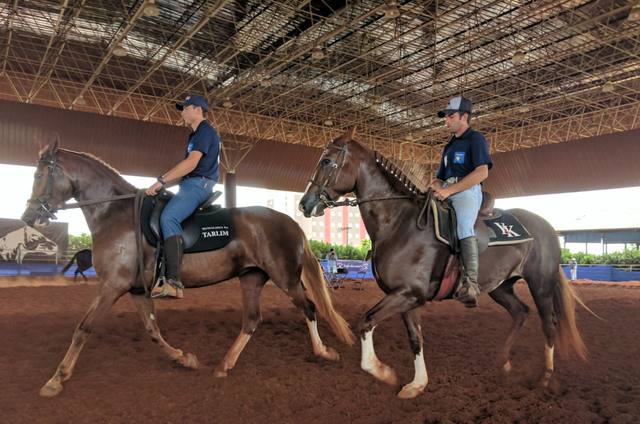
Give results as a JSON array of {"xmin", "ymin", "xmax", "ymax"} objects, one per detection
[
  {"xmin": 437, "ymin": 96, "xmax": 473, "ymax": 118},
  {"xmin": 176, "ymin": 94, "xmax": 208, "ymax": 112}
]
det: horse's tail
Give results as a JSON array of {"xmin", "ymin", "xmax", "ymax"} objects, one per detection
[
  {"xmin": 553, "ymin": 266, "xmax": 588, "ymax": 360},
  {"xmin": 60, "ymin": 251, "xmax": 79, "ymax": 274},
  {"xmin": 301, "ymin": 239, "xmax": 355, "ymax": 346}
]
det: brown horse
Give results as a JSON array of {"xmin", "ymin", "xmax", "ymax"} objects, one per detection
[
  {"xmin": 299, "ymin": 129, "xmax": 589, "ymax": 399},
  {"xmin": 21, "ymin": 141, "xmax": 355, "ymax": 397}
]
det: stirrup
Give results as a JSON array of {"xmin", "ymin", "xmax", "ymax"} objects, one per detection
[
  {"xmin": 454, "ymin": 283, "xmax": 479, "ymax": 308},
  {"xmin": 151, "ymin": 278, "xmax": 184, "ymax": 299}
]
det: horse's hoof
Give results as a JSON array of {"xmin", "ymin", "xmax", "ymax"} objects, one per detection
[
  {"xmin": 39, "ymin": 380, "xmax": 63, "ymax": 397},
  {"xmin": 317, "ymin": 346, "xmax": 340, "ymax": 362},
  {"xmin": 180, "ymin": 353, "xmax": 199, "ymax": 370},
  {"xmin": 214, "ymin": 368, "xmax": 228, "ymax": 378},
  {"xmin": 397, "ymin": 383, "xmax": 426, "ymax": 399}
]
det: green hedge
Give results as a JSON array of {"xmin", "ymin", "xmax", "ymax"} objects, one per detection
[
  {"xmin": 561, "ymin": 248, "xmax": 640, "ymax": 265},
  {"xmin": 68, "ymin": 233, "xmax": 92, "ymax": 252},
  {"xmin": 309, "ymin": 239, "xmax": 371, "ymax": 260}
]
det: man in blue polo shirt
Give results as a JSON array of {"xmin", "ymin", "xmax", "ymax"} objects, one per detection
[
  {"xmin": 430, "ymin": 96, "xmax": 492, "ymax": 307},
  {"xmin": 145, "ymin": 94, "xmax": 220, "ymax": 299}
]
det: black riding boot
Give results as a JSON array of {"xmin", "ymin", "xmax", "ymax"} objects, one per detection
[
  {"xmin": 152, "ymin": 235, "xmax": 184, "ymax": 299},
  {"xmin": 455, "ymin": 236, "xmax": 481, "ymax": 307}
]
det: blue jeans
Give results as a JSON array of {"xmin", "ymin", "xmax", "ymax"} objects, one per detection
[
  {"xmin": 160, "ymin": 176, "xmax": 215, "ymax": 239},
  {"xmin": 446, "ymin": 184, "xmax": 482, "ymax": 240}
]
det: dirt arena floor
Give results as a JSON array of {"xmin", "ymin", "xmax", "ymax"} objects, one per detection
[{"xmin": 1, "ymin": 277, "xmax": 639, "ymax": 424}]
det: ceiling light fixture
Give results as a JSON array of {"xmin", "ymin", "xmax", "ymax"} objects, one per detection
[
  {"xmin": 323, "ymin": 119, "xmax": 334, "ymax": 127},
  {"xmin": 222, "ymin": 98, "xmax": 233, "ymax": 108},
  {"xmin": 311, "ymin": 46, "xmax": 326, "ymax": 60},
  {"xmin": 112, "ymin": 43, "xmax": 127, "ymax": 57},
  {"xmin": 383, "ymin": 2, "xmax": 401, "ymax": 19},
  {"xmin": 75, "ymin": 95, "xmax": 87, "ymax": 106},
  {"xmin": 601, "ymin": 81, "xmax": 615, "ymax": 93},
  {"xmin": 512, "ymin": 50, "xmax": 526, "ymax": 64},
  {"xmin": 144, "ymin": 0, "xmax": 161, "ymax": 17},
  {"xmin": 260, "ymin": 79, "xmax": 272, "ymax": 88}
]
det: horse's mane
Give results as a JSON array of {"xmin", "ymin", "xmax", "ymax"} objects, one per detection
[
  {"xmin": 374, "ymin": 151, "xmax": 423, "ymax": 197},
  {"xmin": 60, "ymin": 149, "xmax": 137, "ymax": 192}
]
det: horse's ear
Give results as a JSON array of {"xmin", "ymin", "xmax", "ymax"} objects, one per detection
[
  {"xmin": 335, "ymin": 126, "xmax": 356, "ymax": 145},
  {"xmin": 51, "ymin": 133, "xmax": 60, "ymax": 153},
  {"xmin": 340, "ymin": 126, "xmax": 356, "ymax": 141},
  {"xmin": 38, "ymin": 134, "xmax": 60, "ymax": 157}
]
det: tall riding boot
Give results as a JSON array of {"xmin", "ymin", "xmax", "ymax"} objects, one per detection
[
  {"xmin": 152, "ymin": 235, "xmax": 184, "ymax": 299},
  {"xmin": 454, "ymin": 236, "xmax": 481, "ymax": 307}
]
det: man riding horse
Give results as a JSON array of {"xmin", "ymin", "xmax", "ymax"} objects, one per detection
[
  {"xmin": 431, "ymin": 96, "xmax": 492, "ymax": 307},
  {"xmin": 145, "ymin": 94, "xmax": 220, "ymax": 299}
]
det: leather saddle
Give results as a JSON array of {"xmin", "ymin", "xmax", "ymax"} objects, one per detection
[{"xmin": 140, "ymin": 190, "xmax": 234, "ymax": 253}]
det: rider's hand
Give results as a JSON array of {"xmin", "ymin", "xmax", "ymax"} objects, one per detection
[
  {"xmin": 434, "ymin": 186, "xmax": 453, "ymax": 201},
  {"xmin": 429, "ymin": 179, "xmax": 443, "ymax": 189},
  {"xmin": 145, "ymin": 181, "xmax": 163, "ymax": 196}
]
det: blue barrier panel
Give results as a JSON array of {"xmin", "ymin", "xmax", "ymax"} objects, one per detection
[
  {"xmin": 562, "ymin": 265, "xmax": 640, "ymax": 282},
  {"xmin": 0, "ymin": 262, "xmax": 97, "ymax": 277}
]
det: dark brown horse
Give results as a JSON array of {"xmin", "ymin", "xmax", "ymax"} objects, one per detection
[
  {"xmin": 61, "ymin": 249, "xmax": 92, "ymax": 282},
  {"xmin": 21, "ymin": 141, "xmax": 354, "ymax": 397},
  {"xmin": 299, "ymin": 129, "xmax": 589, "ymax": 399}
]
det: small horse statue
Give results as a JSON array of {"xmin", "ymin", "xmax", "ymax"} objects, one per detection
[
  {"xmin": 21, "ymin": 141, "xmax": 354, "ymax": 397},
  {"xmin": 299, "ymin": 128, "xmax": 590, "ymax": 399}
]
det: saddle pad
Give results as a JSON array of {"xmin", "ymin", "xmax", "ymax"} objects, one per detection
[
  {"xmin": 483, "ymin": 212, "xmax": 533, "ymax": 246},
  {"xmin": 432, "ymin": 200, "xmax": 532, "ymax": 247},
  {"xmin": 141, "ymin": 199, "xmax": 234, "ymax": 253}
]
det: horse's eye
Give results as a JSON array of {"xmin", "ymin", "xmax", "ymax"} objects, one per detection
[{"xmin": 321, "ymin": 158, "xmax": 332, "ymax": 166}]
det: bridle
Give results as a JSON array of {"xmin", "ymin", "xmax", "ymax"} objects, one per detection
[
  {"xmin": 27, "ymin": 155, "xmax": 62, "ymax": 221},
  {"xmin": 26, "ymin": 150, "xmax": 137, "ymax": 222},
  {"xmin": 306, "ymin": 142, "xmax": 418, "ymax": 208},
  {"xmin": 306, "ymin": 143, "xmax": 350, "ymax": 208}
]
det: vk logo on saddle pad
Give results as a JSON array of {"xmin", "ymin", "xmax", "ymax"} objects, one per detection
[
  {"xmin": 430, "ymin": 199, "xmax": 533, "ymax": 248},
  {"xmin": 482, "ymin": 213, "xmax": 532, "ymax": 245}
]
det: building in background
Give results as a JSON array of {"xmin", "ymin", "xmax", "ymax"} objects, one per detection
[{"xmin": 259, "ymin": 192, "xmax": 368, "ymax": 246}]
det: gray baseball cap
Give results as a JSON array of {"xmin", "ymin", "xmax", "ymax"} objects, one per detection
[{"xmin": 437, "ymin": 96, "xmax": 473, "ymax": 118}]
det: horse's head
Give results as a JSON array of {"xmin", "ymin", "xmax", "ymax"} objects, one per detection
[
  {"xmin": 21, "ymin": 139, "xmax": 75, "ymax": 227},
  {"xmin": 299, "ymin": 128, "xmax": 359, "ymax": 217}
]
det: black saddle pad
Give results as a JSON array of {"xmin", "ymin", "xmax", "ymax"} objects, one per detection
[
  {"xmin": 431, "ymin": 200, "xmax": 532, "ymax": 247},
  {"xmin": 140, "ymin": 195, "xmax": 234, "ymax": 253},
  {"xmin": 482, "ymin": 212, "xmax": 533, "ymax": 246}
]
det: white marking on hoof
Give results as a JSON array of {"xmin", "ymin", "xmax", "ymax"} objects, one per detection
[
  {"xmin": 502, "ymin": 361, "xmax": 512, "ymax": 373},
  {"xmin": 39, "ymin": 379, "xmax": 63, "ymax": 397},
  {"xmin": 306, "ymin": 319, "xmax": 340, "ymax": 361},
  {"xmin": 545, "ymin": 344, "xmax": 554, "ymax": 372},
  {"xmin": 398, "ymin": 349, "xmax": 428, "ymax": 399},
  {"xmin": 149, "ymin": 313, "xmax": 155, "ymax": 321},
  {"xmin": 360, "ymin": 328, "xmax": 398, "ymax": 386}
]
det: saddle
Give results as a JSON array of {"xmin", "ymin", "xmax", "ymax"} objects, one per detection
[
  {"xmin": 428, "ymin": 191, "xmax": 533, "ymax": 301},
  {"xmin": 140, "ymin": 190, "xmax": 234, "ymax": 253},
  {"xmin": 430, "ymin": 191, "xmax": 532, "ymax": 252}
]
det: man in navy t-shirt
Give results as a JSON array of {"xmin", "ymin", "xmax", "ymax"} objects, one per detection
[
  {"xmin": 145, "ymin": 94, "xmax": 220, "ymax": 299},
  {"xmin": 430, "ymin": 96, "xmax": 492, "ymax": 307}
]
